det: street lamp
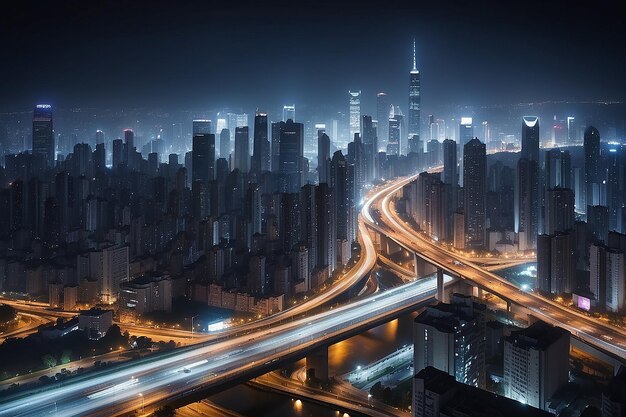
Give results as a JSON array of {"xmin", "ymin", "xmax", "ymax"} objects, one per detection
[
  {"xmin": 190, "ymin": 314, "xmax": 199, "ymax": 339},
  {"xmin": 138, "ymin": 393, "xmax": 144, "ymax": 414}
]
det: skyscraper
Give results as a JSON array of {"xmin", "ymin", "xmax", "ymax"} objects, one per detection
[
  {"xmin": 503, "ymin": 321, "xmax": 569, "ymax": 411},
  {"xmin": 192, "ymin": 119, "xmax": 212, "ymax": 135},
  {"xmin": 282, "ymin": 104, "xmax": 295, "ymax": 122},
  {"xmin": 442, "ymin": 139, "xmax": 457, "ymax": 186},
  {"xmin": 251, "ymin": 112, "xmax": 270, "ymax": 174},
  {"xmin": 544, "ymin": 148, "xmax": 571, "ymax": 189},
  {"xmin": 517, "ymin": 158, "xmax": 540, "ymax": 250},
  {"xmin": 318, "ymin": 132, "xmax": 330, "ymax": 184},
  {"xmin": 408, "ymin": 39, "xmax": 421, "ymax": 150},
  {"xmin": 277, "ymin": 119, "xmax": 304, "ymax": 193},
  {"xmin": 32, "ymin": 104, "xmax": 54, "ymax": 167},
  {"xmin": 463, "ymin": 138, "xmax": 486, "ymax": 249},
  {"xmin": 388, "ymin": 105, "xmax": 403, "ymax": 156},
  {"xmin": 376, "ymin": 92, "xmax": 389, "ymax": 151},
  {"xmin": 349, "ymin": 90, "xmax": 361, "ymax": 139},
  {"xmin": 234, "ymin": 126, "xmax": 250, "ymax": 173},
  {"xmin": 413, "ymin": 294, "xmax": 486, "ymax": 389},
  {"xmin": 521, "ymin": 116, "xmax": 540, "ymax": 163},
  {"xmin": 192, "ymin": 133, "xmax": 215, "ymax": 182},
  {"xmin": 584, "ymin": 125, "xmax": 602, "ymax": 210},
  {"xmin": 219, "ymin": 128, "xmax": 230, "ymax": 160},
  {"xmin": 459, "ymin": 118, "xmax": 473, "ymax": 145}
]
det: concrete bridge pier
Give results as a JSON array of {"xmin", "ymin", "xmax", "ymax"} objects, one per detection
[
  {"xmin": 306, "ymin": 346, "xmax": 329, "ymax": 382},
  {"xmin": 435, "ymin": 268, "xmax": 448, "ymax": 303},
  {"xmin": 415, "ymin": 254, "xmax": 436, "ymax": 277}
]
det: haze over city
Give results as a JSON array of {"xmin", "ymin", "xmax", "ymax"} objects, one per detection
[{"xmin": 0, "ymin": 2, "xmax": 625, "ymax": 417}]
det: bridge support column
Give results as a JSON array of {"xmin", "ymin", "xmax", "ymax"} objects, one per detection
[
  {"xmin": 473, "ymin": 286, "xmax": 483, "ymax": 299},
  {"xmin": 436, "ymin": 268, "xmax": 447, "ymax": 303},
  {"xmin": 415, "ymin": 256, "xmax": 436, "ymax": 277},
  {"xmin": 506, "ymin": 300, "xmax": 512, "ymax": 313},
  {"xmin": 306, "ymin": 346, "xmax": 328, "ymax": 382}
]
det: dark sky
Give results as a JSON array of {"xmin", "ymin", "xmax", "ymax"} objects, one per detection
[{"xmin": 2, "ymin": 0, "xmax": 625, "ymax": 113}]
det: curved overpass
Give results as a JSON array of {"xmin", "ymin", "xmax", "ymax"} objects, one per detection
[{"xmin": 365, "ymin": 175, "xmax": 626, "ymax": 360}]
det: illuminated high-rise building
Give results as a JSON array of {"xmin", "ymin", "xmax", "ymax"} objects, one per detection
[
  {"xmin": 408, "ymin": 39, "xmax": 421, "ymax": 153},
  {"xmin": 387, "ymin": 105, "xmax": 403, "ymax": 156},
  {"xmin": 318, "ymin": 132, "xmax": 330, "ymax": 184},
  {"xmin": 443, "ymin": 139, "xmax": 457, "ymax": 186},
  {"xmin": 234, "ymin": 126, "xmax": 250, "ymax": 173},
  {"xmin": 192, "ymin": 119, "xmax": 212, "ymax": 135},
  {"xmin": 32, "ymin": 104, "xmax": 54, "ymax": 167},
  {"xmin": 349, "ymin": 90, "xmax": 361, "ymax": 139},
  {"xmin": 521, "ymin": 116, "xmax": 540, "ymax": 162},
  {"xmin": 219, "ymin": 128, "xmax": 230, "ymax": 160},
  {"xmin": 277, "ymin": 119, "xmax": 304, "ymax": 193},
  {"xmin": 567, "ymin": 116, "xmax": 576, "ymax": 145},
  {"xmin": 459, "ymin": 118, "xmax": 473, "ymax": 145},
  {"xmin": 95, "ymin": 130, "xmax": 105, "ymax": 145},
  {"xmin": 584, "ymin": 125, "xmax": 602, "ymax": 211},
  {"xmin": 463, "ymin": 138, "xmax": 486, "ymax": 249},
  {"xmin": 251, "ymin": 112, "xmax": 270, "ymax": 174},
  {"xmin": 282, "ymin": 105, "xmax": 295, "ymax": 122},
  {"xmin": 192, "ymin": 133, "xmax": 215, "ymax": 182},
  {"xmin": 376, "ymin": 92, "xmax": 389, "ymax": 150}
]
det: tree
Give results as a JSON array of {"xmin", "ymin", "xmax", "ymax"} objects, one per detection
[
  {"xmin": 42, "ymin": 354, "xmax": 57, "ymax": 368},
  {"xmin": 60, "ymin": 349, "xmax": 72, "ymax": 364}
]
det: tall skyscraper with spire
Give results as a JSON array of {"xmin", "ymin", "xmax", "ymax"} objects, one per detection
[{"xmin": 408, "ymin": 39, "xmax": 421, "ymax": 155}]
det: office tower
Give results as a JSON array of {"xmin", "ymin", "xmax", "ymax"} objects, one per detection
[
  {"xmin": 538, "ymin": 231, "xmax": 575, "ymax": 294},
  {"xmin": 521, "ymin": 116, "xmax": 540, "ymax": 162},
  {"xmin": 589, "ymin": 205, "xmax": 609, "ymax": 244},
  {"xmin": 192, "ymin": 119, "xmax": 212, "ymax": 135},
  {"xmin": 607, "ymin": 145, "xmax": 625, "ymax": 232},
  {"xmin": 331, "ymin": 150, "xmax": 348, "ymax": 243},
  {"xmin": 426, "ymin": 139, "xmax": 441, "ymax": 167},
  {"xmin": 32, "ymin": 104, "xmax": 54, "ymax": 167},
  {"xmin": 219, "ymin": 128, "xmax": 230, "ymax": 160},
  {"xmin": 112, "ymin": 138, "xmax": 123, "ymax": 169},
  {"xmin": 503, "ymin": 320, "xmax": 570, "ymax": 411},
  {"xmin": 545, "ymin": 188, "xmax": 574, "ymax": 235},
  {"xmin": 413, "ymin": 294, "xmax": 486, "ymax": 389},
  {"xmin": 251, "ymin": 112, "xmax": 270, "ymax": 174},
  {"xmin": 410, "ymin": 172, "xmax": 446, "ymax": 241},
  {"xmin": 282, "ymin": 104, "xmax": 295, "ymax": 122},
  {"xmin": 585, "ymin": 126, "xmax": 602, "ymax": 210},
  {"xmin": 234, "ymin": 126, "xmax": 250, "ymax": 173},
  {"xmin": 408, "ymin": 39, "xmax": 421, "ymax": 149},
  {"xmin": 589, "ymin": 243, "xmax": 608, "ymax": 309},
  {"xmin": 481, "ymin": 120, "xmax": 490, "ymax": 143},
  {"xmin": 413, "ymin": 366, "xmax": 552, "ymax": 417},
  {"xmin": 361, "ymin": 115, "xmax": 377, "ymax": 181},
  {"xmin": 517, "ymin": 158, "xmax": 539, "ymax": 250},
  {"xmin": 567, "ymin": 116, "xmax": 576, "ymax": 145},
  {"xmin": 318, "ymin": 132, "xmax": 330, "ymax": 184},
  {"xmin": 376, "ymin": 92, "xmax": 389, "ymax": 150},
  {"xmin": 442, "ymin": 139, "xmax": 457, "ymax": 186},
  {"xmin": 279, "ymin": 193, "xmax": 300, "ymax": 252},
  {"xmin": 192, "ymin": 132, "xmax": 215, "ymax": 182},
  {"xmin": 545, "ymin": 148, "xmax": 571, "ymax": 189},
  {"xmin": 387, "ymin": 105, "xmax": 403, "ymax": 155},
  {"xmin": 227, "ymin": 112, "xmax": 248, "ymax": 135},
  {"xmin": 95, "ymin": 129, "xmax": 104, "ymax": 145},
  {"xmin": 463, "ymin": 138, "xmax": 486, "ymax": 249},
  {"xmin": 316, "ymin": 182, "xmax": 336, "ymax": 274},
  {"xmin": 459, "ymin": 117, "xmax": 473, "ymax": 145},
  {"xmin": 277, "ymin": 119, "xmax": 304, "ymax": 193},
  {"xmin": 606, "ymin": 249, "xmax": 625, "ymax": 312},
  {"xmin": 300, "ymin": 184, "xmax": 318, "ymax": 276},
  {"xmin": 349, "ymin": 90, "xmax": 361, "ymax": 139}
]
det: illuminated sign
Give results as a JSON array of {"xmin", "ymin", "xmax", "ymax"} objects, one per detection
[
  {"xmin": 577, "ymin": 296, "xmax": 591, "ymax": 311},
  {"xmin": 460, "ymin": 117, "xmax": 473, "ymax": 125},
  {"xmin": 36, "ymin": 104, "xmax": 52, "ymax": 109},
  {"xmin": 208, "ymin": 321, "xmax": 225, "ymax": 332}
]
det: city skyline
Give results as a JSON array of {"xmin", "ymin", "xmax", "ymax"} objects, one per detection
[{"xmin": 2, "ymin": 1, "xmax": 626, "ymax": 113}]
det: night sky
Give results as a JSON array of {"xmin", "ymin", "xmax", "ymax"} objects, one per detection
[{"xmin": 2, "ymin": 0, "xmax": 625, "ymax": 113}]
